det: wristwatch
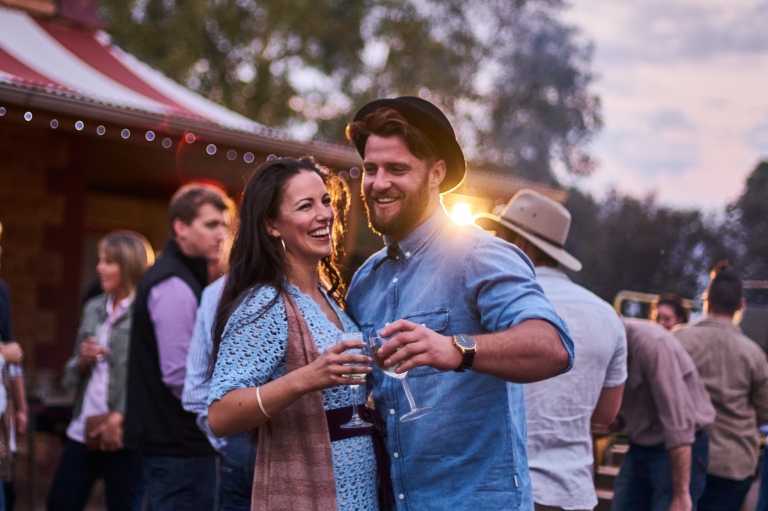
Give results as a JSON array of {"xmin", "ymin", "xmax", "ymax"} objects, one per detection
[{"xmin": 452, "ymin": 334, "xmax": 476, "ymax": 372}]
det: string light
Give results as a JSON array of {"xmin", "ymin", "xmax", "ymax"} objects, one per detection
[
  {"xmin": 339, "ymin": 171, "xmax": 350, "ymax": 181},
  {"xmin": 350, "ymin": 167, "xmax": 360, "ymax": 178},
  {"xmin": 0, "ymin": 107, "xmax": 277, "ymax": 168}
]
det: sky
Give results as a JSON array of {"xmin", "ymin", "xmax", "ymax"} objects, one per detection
[{"xmin": 561, "ymin": 0, "xmax": 768, "ymax": 210}]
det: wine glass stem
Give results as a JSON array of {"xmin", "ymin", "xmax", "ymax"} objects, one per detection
[
  {"xmin": 400, "ymin": 379, "xmax": 418, "ymax": 411},
  {"xmin": 350, "ymin": 385, "xmax": 361, "ymax": 420}
]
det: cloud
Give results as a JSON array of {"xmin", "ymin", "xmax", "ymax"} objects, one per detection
[
  {"xmin": 596, "ymin": 108, "xmax": 699, "ymax": 177},
  {"xmin": 570, "ymin": 0, "xmax": 768, "ymax": 66}
]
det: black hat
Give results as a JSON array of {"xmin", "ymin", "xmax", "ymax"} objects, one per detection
[{"xmin": 351, "ymin": 96, "xmax": 466, "ymax": 193}]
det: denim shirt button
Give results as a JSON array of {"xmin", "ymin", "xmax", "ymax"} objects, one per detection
[
  {"xmin": 405, "ymin": 251, "xmax": 411, "ymax": 258},
  {"xmin": 399, "ymin": 494, "xmax": 404, "ymax": 500},
  {"xmin": 393, "ymin": 452, "xmax": 399, "ymax": 458},
  {"xmin": 392, "ymin": 277, "xmax": 398, "ymax": 283},
  {"xmin": 389, "ymin": 409, "xmax": 396, "ymax": 415}
]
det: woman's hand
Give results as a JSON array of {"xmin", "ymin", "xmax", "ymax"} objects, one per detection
[
  {"xmin": 78, "ymin": 337, "xmax": 107, "ymax": 373},
  {"xmin": 91, "ymin": 412, "xmax": 124, "ymax": 452},
  {"xmin": 0, "ymin": 342, "xmax": 23, "ymax": 365},
  {"xmin": 208, "ymin": 340, "xmax": 372, "ymax": 438},
  {"xmin": 296, "ymin": 340, "xmax": 371, "ymax": 393}
]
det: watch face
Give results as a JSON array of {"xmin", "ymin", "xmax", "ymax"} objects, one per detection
[{"xmin": 456, "ymin": 335, "xmax": 475, "ymax": 349}]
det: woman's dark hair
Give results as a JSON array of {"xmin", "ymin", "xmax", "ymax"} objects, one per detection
[
  {"xmin": 706, "ymin": 261, "xmax": 743, "ymax": 315},
  {"xmin": 211, "ymin": 157, "xmax": 349, "ymax": 369},
  {"xmin": 650, "ymin": 292, "xmax": 689, "ymax": 323}
]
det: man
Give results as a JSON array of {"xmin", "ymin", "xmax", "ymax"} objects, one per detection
[
  {"xmin": 614, "ymin": 319, "xmax": 715, "ymax": 511},
  {"xmin": 182, "ymin": 276, "xmax": 257, "ymax": 511},
  {"xmin": 345, "ymin": 97, "xmax": 574, "ymax": 509},
  {"xmin": 674, "ymin": 262, "xmax": 768, "ymax": 511},
  {"xmin": 124, "ymin": 184, "xmax": 232, "ymax": 510},
  {"xmin": 476, "ymin": 190, "xmax": 627, "ymax": 511}
]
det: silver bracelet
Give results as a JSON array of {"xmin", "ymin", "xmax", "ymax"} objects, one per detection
[{"xmin": 256, "ymin": 386, "xmax": 272, "ymax": 419}]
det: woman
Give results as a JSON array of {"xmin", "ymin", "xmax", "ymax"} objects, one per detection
[
  {"xmin": 48, "ymin": 231, "xmax": 153, "ymax": 511},
  {"xmin": 650, "ymin": 292, "xmax": 688, "ymax": 330},
  {"xmin": 208, "ymin": 157, "xmax": 385, "ymax": 511}
]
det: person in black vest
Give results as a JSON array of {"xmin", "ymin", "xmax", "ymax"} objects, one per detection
[{"xmin": 124, "ymin": 184, "xmax": 233, "ymax": 511}]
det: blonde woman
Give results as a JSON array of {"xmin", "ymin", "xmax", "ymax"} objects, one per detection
[{"xmin": 48, "ymin": 231, "xmax": 154, "ymax": 511}]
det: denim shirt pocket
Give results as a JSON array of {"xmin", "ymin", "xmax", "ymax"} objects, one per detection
[{"xmin": 401, "ymin": 309, "xmax": 449, "ymax": 378}]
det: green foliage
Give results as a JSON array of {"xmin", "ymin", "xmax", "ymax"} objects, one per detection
[
  {"xmin": 732, "ymin": 161, "xmax": 768, "ymax": 280},
  {"xmin": 564, "ymin": 189, "xmax": 741, "ymax": 303},
  {"xmin": 99, "ymin": 0, "xmax": 600, "ymax": 180},
  {"xmin": 563, "ymin": 160, "xmax": 768, "ymax": 302}
]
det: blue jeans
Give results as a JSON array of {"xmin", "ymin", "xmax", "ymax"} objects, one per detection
[
  {"xmin": 47, "ymin": 438, "xmax": 142, "ymax": 511},
  {"xmin": 612, "ymin": 431, "xmax": 709, "ymax": 511},
  {"xmin": 218, "ymin": 433, "xmax": 257, "ymax": 511},
  {"xmin": 698, "ymin": 474, "xmax": 754, "ymax": 511},
  {"xmin": 142, "ymin": 455, "xmax": 217, "ymax": 511},
  {"xmin": 757, "ymin": 450, "xmax": 768, "ymax": 511}
]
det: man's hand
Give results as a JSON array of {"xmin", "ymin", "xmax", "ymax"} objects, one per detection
[
  {"xmin": 92, "ymin": 412, "xmax": 124, "ymax": 452},
  {"xmin": 378, "ymin": 320, "xmax": 461, "ymax": 373},
  {"xmin": 0, "ymin": 342, "xmax": 23, "ymax": 365},
  {"xmin": 668, "ymin": 493, "xmax": 692, "ymax": 511}
]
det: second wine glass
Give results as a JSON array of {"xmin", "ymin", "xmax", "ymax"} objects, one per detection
[{"xmin": 368, "ymin": 334, "xmax": 431, "ymax": 422}]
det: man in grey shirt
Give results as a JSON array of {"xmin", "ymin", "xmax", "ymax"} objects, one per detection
[
  {"xmin": 477, "ymin": 190, "xmax": 627, "ymax": 511},
  {"xmin": 614, "ymin": 319, "xmax": 715, "ymax": 511}
]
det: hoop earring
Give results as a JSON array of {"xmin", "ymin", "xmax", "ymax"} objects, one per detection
[{"xmin": 280, "ymin": 238, "xmax": 286, "ymax": 252}]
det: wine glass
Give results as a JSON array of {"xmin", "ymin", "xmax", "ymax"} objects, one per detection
[
  {"xmin": 368, "ymin": 333, "xmax": 432, "ymax": 422},
  {"xmin": 337, "ymin": 332, "xmax": 373, "ymax": 429}
]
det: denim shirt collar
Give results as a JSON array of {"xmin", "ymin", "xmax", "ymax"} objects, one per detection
[{"xmin": 383, "ymin": 206, "xmax": 447, "ymax": 261}]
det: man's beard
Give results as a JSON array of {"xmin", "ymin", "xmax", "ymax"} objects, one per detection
[{"xmin": 363, "ymin": 173, "xmax": 431, "ymax": 238}]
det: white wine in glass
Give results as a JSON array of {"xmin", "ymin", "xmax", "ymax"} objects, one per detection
[
  {"xmin": 368, "ymin": 335, "xmax": 431, "ymax": 422},
  {"xmin": 337, "ymin": 332, "xmax": 373, "ymax": 429}
]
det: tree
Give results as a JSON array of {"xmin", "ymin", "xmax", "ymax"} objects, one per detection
[
  {"xmin": 730, "ymin": 161, "xmax": 768, "ymax": 280},
  {"xmin": 564, "ymin": 189, "xmax": 739, "ymax": 303},
  {"xmin": 99, "ymin": 0, "xmax": 600, "ymax": 181}
]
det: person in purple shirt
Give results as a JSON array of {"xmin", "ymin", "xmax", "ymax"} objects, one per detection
[{"xmin": 124, "ymin": 184, "xmax": 233, "ymax": 511}]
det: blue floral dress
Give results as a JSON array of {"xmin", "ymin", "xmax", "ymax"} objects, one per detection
[{"xmin": 209, "ymin": 284, "xmax": 379, "ymax": 511}]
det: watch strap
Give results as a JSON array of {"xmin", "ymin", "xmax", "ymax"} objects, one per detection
[{"xmin": 453, "ymin": 334, "xmax": 476, "ymax": 372}]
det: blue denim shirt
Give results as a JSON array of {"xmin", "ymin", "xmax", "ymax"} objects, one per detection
[{"xmin": 347, "ymin": 207, "xmax": 574, "ymax": 511}]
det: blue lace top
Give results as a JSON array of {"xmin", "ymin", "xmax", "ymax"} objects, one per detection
[{"xmin": 209, "ymin": 284, "xmax": 379, "ymax": 511}]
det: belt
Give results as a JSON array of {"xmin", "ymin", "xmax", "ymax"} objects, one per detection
[{"xmin": 325, "ymin": 405, "xmax": 394, "ymax": 511}]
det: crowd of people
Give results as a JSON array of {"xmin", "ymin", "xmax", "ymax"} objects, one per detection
[{"xmin": 0, "ymin": 96, "xmax": 766, "ymax": 511}]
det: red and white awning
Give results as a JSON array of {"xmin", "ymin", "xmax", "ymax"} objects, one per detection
[{"xmin": 0, "ymin": 5, "xmax": 262, "ymax": 133}]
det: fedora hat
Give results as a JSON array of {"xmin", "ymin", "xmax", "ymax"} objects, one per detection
[
  {"xmin": 474, "ymin": 190, "xmax": 582, "ymax": 272},
  {"xmin": 350, "ymin": 96, "xmax": 466, "ymax": 193}
]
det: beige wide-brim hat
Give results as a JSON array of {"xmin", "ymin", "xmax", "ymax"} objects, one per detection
[{"xmin": 474, "ymin": 189, "xmax": 582, "ymax": 272}]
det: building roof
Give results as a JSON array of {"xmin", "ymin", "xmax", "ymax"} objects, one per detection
[{"xmin": 0, "ymin": 4, "xmax": 360, "ymax": 166}]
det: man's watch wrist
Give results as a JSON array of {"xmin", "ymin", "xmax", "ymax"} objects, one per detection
[{"xmin": 452, "ymin": 334, "xmax": 476, "ymax": 372}]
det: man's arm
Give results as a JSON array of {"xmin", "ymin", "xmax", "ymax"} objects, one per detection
[
  {"xmin": 148, "ymin": 277, "xmax": 198, "ymax": 399},
  {"xmin": 591, "ymin": 384, "xmax": 625, "ymax": 436},
  {"xmin": 668, "ymin": 444, "xmax": 693, "ymax": 511},
  {"xmin": 378, "ymin": 319, "xmax": 569, "ymax": 382}
]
